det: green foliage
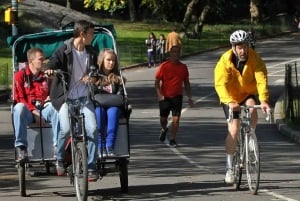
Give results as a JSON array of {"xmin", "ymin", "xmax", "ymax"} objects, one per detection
[{"xmin": 83, "ymin": 0, "xmax": 126, "ymax": 14}]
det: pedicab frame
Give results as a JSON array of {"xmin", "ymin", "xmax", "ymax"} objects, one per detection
[{"xmin": 8, "ymin": 23, "xmax": 131, "ymax": 198}]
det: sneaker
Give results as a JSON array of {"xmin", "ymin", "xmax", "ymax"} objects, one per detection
[
  {"xmin": 224, "ymin": 168, "xmax": 234, "ymax": 184},
  {"xmin": 159, "ymin": 128, "xmax": 168, "ymax": 142},
  {"xmin": 88, "ymin": 170, "xmax": 99, "ymax": 182},
  {"xmin": 98, "ymin": 148, "xmax": 107, "ymax": 158},
  {"xmin": 16, "ymin": 146, "xmax": 28, "ymax": 162},
  {"xmin": 56, "ymin": 160, "xmax": 65, "ymax": 176},
  {"xmin": 106, "ymin": 147, "xmax": 115, "ymax": 157},
  {"xmin": 169, "ymin": 139, "xmax": 177, "ymax": 147}
]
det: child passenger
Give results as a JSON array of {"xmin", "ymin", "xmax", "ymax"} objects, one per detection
[{"xmin": 93, "ymin": 48, "xmax": 125, "ymax": 157}]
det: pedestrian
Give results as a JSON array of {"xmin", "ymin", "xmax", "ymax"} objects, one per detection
[
  {"xmin": 93, "ymin": 48, "xmax": 125, "ymax": 157},
  {"xmin": 145, "ymin": 32, "xmax": 157, "ymax": 68},
  {"xmin": 45, "ymin": 20, "xmax": 99, "ymax": 182},
  {"xmin": 248, "ymin": 27, "xmax": 256, "ymax": 49},
  {"xmin": 156, "ymin": 34, "xmax": 166, "ymax": 64},
  {"xmin": 13, "ymin": 47, "xmax": 59, "ymax": 162},
  {"xmin": 155, "ymin": 45, "xmax": 194, "ymax": 147},
  {"xmin": 214, "ymin": 30, "xmax": 271, "ymax": 184},
  {"xmin": 165, "ymin": 27, "xmax": 182, "ymax": 54}
]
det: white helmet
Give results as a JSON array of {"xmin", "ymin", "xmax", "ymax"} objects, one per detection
[{"xmin": 230, "ymin": 30, "xmax": 250, "ymax": 45}]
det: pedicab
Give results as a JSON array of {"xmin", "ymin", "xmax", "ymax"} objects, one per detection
[{"xmin": 8, "ymin": 23, "xmax": 131, "ymax": 200}]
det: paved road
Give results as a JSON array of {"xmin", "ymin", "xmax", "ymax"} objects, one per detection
[{"xmin": 1, "ymin": 33, "xmax": 300, "ymax": 201}]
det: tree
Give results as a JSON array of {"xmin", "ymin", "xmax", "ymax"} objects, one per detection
[
  {"xmin": 250, "ymin": 0, "xmax": 262, "ymax": 24},
  {"xmin": 83, "ymin": 0, "xmax": 126, "ymax": 15},
  {"xmin": 182, "ymin": 0, "xmax": 212, "ymax": 38}
]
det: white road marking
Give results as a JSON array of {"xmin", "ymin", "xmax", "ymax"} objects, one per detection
[{"xmin": 260, "ymin": 189, "xmax": 299, "ymax": 201}]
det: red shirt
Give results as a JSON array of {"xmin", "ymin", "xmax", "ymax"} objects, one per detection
[
  {"xmin": 155, "ymin": 60, "xmax": 189, "ymax": 98},
  {"xmin": 14, "ymin": 66, "xmax": 49, "ymax": 111}
]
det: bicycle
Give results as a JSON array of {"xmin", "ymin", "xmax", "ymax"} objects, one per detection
[
  {"xmin": 229, "ymin": 105, "xmax": 272, "ymax": 195},
  {"xmin": 55, "ymin": 70, "xmax": 88, "ymax": 201}
]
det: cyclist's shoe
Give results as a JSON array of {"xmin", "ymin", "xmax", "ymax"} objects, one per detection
[
  {"xmin": 88, "ymin": 170, "xmax": 99, "ymax": 182},
  {"xmin": 106, "ymin": 147, "xmax": 115, "ymax": 157},
  {"xmin": 169, "ymin": 139, "xmax": 177, "ymax": 147},
  {"xmin": 224, "ymin": 168, "xmax": 235, "ymax": 184},
  {"xmin": 56, "ymin": 160, "xmax": 65, "ymax": 176},
  {"xmin": 16, "ymin": 146, "xmax": 28, "ymax": 163},
  {"xmin": 159, "ymin": 128, "xmax": 168, "ymax": 142}
]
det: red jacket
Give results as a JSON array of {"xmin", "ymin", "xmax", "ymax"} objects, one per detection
[{"xmin": 14, "ymin": 66, "xmax": 49, "ymax": 111}]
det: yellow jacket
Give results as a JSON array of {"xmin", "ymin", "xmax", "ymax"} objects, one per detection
[{"xmin": 214, "ymin": 48, "xmax": 269, "ymax": 104}]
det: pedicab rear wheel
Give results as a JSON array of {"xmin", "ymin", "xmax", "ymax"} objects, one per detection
[
  {"xmin": 74, "ymin": 141, "xmax": 88, "ymax": 201},
  {"xmin": 18, "ymin": 162, "xmax": 26, "ymax": 197},
  {"xmin": 119, "ymin": 158, "xmax": 128, "ymax": 193}
]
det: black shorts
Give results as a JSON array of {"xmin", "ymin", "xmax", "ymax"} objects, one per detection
[
  {"xmin": 222, "ymin": 95, "xmax": 259, "ymax": 119},
  {"xmin": 159, "ymin": 95, "xmax": 183, "ymax": 117}
]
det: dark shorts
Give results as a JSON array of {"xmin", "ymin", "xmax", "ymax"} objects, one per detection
[
  {"xmin": 222, "ymin": 95, "xmax": 259, "ymax": 119},
  {"xmin": 159, "ymin": 95, "xmax": 183, "ymax": 117}
]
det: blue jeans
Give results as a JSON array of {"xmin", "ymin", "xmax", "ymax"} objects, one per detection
[
  {"xmin": 95, "ymin": 106, "xmax": 120, "ymax": 149},
  {"xmin": 13, "ymin": 102, "xmax": 59, "ymax": 148},
  {"xmin": 57, "ymin": 99, "xmax": 97, "ymax": 171}
]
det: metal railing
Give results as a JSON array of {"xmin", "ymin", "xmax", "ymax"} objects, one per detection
[{"xmin": 284, "ymin": 61, "xmax": 300, "ymax": 122}]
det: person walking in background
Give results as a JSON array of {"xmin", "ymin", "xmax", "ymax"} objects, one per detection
[
  {"xmin": 165, "ymin": 27, "xmax": 182, "ymax": 54},
  {"xmin": 145, "ymin": 32, "xmax": 157, "ymax": 68},
  {"xmin": 214, "ymin": 30, "xmax": 270, "ymax": 184},
  {"xmin": 93, "ymin": 48, "xmax": 125, "ymax": 157},
  {"xmin": 45, "ymin": 20, "xmax": 99, "ymax": 182},
  {"xmin": 155, "ymin": 45, "xmax": 194, "ymax": 147},
  {"xmin": 156, "ymin": 34, "xmax": 166, "ymax": 64},
  {"xmin": 13, "ymin": 47, "xmax": 59, "ymax": 162}
]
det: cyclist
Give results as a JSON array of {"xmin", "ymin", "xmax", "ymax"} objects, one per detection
[{"xmin": 214, "ymin": 30, "xmax": 271, "ymax": 184}]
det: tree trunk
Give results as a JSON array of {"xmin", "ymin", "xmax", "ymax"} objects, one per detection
[
  {"xmin": 128, "ymin": 0, "xmax": 137, "ymax": 22},
  {"xmin": 250, "ymin": 0, "xmax": 261, "ymax": 24},
  {"xmin": 193, "ymin": 1, "xmax": 210, "ymax": 38},
  {"xmin": 66, "ymin": 0, "xmax": 71, "ymax": 9},
  {"xmin": 182, "ymin": 0, "xmax": 199, "ymax": 32}
]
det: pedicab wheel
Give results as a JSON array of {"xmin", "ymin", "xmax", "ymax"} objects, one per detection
[
  {"xmin": 119, "ymin": 158, "xmax": 128, "ymax": 193},
  {"xmin": 74, "ymin": 141, "xmax": 88, "ymax": 201},
  {"xmin": 18, "ymin": 162, "xmax": 26, "ymax": 197}
]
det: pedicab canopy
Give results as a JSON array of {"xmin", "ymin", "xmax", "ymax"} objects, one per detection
[{"xmin": 7, "ymin": 23, "xmax": 117, "ymax": 68}]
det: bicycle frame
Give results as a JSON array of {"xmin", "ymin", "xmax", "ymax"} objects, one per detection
[{"xmin": 230, "ymin": 105, "xmax": 272, "ymax": 195}]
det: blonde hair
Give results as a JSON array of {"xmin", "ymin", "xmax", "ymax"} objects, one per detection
[{"xmin": 96, "ymin": 48, "xmax": 123, "ymax": 86}]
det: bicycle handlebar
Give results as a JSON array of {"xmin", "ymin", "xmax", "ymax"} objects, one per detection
[{"xmin": 228, "ymin": 105, "xmax": 273, "ymax": 124}]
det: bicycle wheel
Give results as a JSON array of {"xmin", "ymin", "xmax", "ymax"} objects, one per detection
[
  {"xmin": 74, "ymin": 141, "xmax": 88, "ymax": 201},
  {"xmin": 18, "ymin": 163, "xmax": 26, "ymax": 197},
  {"xmin": 246, "ymin": 133, "xmax": 260, "ymax": 195},
  {"xmin": 233, "ymin": 133, "xmax": 243, "ymax": 190},
  {"xmin": 119, "ymin": 158, "xmax": 128, "ymax": 193}
]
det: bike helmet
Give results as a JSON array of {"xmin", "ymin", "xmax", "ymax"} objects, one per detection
[{"xmin": 230, "ymin": 30, "xmax": 250, "ymax": 45}]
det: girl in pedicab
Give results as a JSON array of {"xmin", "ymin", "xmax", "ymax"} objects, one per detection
[{"xmin": 92, "ymin": 48, "xmax": 126, "ymax": 158}]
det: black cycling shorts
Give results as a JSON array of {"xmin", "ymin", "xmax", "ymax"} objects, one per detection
[
  {"xmin": 159, "ymin": 95, "xmax": 183, "ymax": 117},
  {"xmin": 222, "ymin": 95, "xmax": 259, "ymax": 119}
]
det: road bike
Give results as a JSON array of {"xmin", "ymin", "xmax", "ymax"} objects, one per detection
[{"xmin": 229, "ymin": 105, "xmax": 272, "ymax": 195}]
